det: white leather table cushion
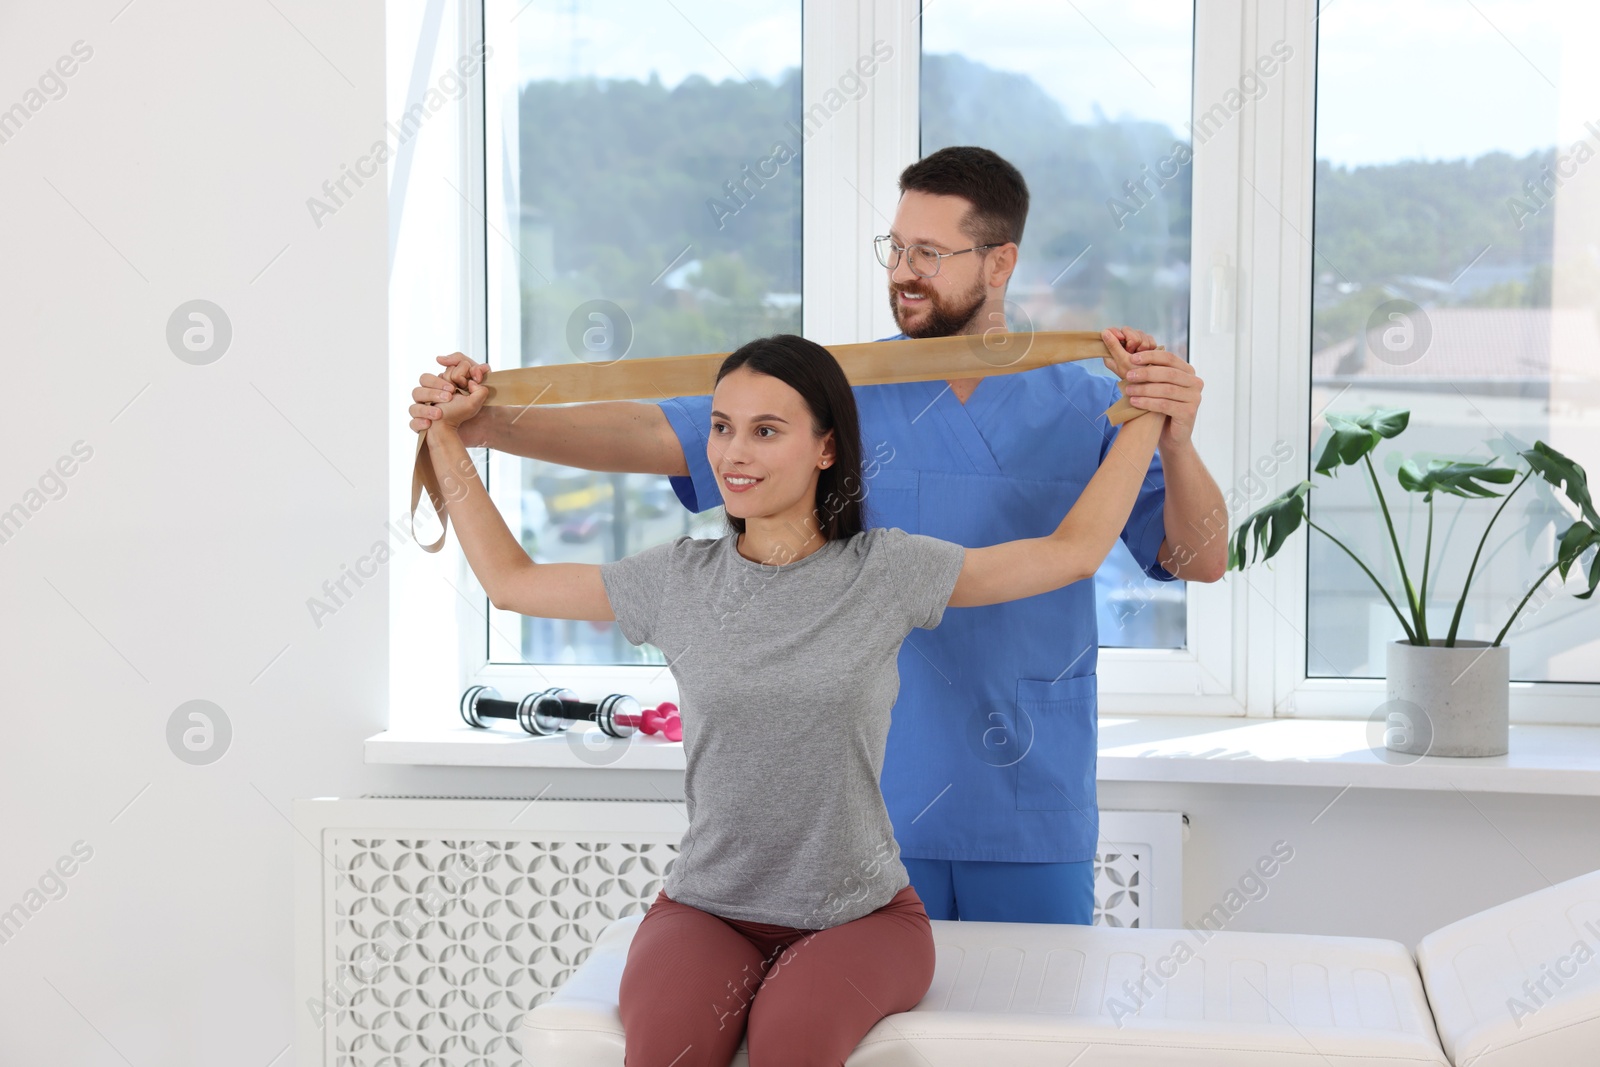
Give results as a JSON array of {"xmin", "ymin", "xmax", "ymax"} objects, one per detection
[
  {"xmin": 524, "ymin": 913, "xmax": 1447, "ymax": 1067},
  {"xmin": 1415, "ymin": 869, "xmax": 1600, "ymax": 1067}
]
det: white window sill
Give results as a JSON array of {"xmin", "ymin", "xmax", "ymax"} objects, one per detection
[{"xmin": 365, "ymin": 716, "xmax": 1600, "ymax": 796}]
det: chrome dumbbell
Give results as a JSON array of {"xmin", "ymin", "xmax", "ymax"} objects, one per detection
[
  {"xmin": 459, "ymin": 685, "xmax": 569, "ymax": 736},
  {"xmin": 460, "ymin": 686, "xmax": 679, "ymax": 740},
  {"xmin": 524, "ymin": 687, "xmax": 644, "ymax": 738}
]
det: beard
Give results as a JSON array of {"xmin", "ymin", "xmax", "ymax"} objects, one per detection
[{"xmin": 889, "ymin": 273, "xmax": 989, "ymax": 338}]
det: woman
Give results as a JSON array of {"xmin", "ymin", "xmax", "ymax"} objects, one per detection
[{"xmin": 422, "ymin": 333, "xmax": 1165, "ymax": 1067}]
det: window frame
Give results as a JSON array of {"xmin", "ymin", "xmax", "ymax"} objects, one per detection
[{"xmin": 406, "ymin": 0, "xmax": 1598, "ymax": 725}]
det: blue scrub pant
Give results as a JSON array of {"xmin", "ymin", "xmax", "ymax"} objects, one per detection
[{"xmin": 902, "ymin": 857, "xmax": 1095, "ymax": 924}]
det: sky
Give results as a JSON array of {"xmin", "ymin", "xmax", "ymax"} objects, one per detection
[{"xmin": 498, "ymin": 0, "xmax": 1595, "ymax": 168}]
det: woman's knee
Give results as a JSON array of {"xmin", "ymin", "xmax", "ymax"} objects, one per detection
[
  {"xmin": 620, "ymin": 1010, "xmax": 744, "ymax": 1067},
  {"xmin": 744, "ymin": 912, "xmax": 936, "ymax": 1064},
  {"xmin": 745, "ymin": 1022, "xmax": 858, "ymax": 1067},
  {"xmin": 619, "ymin": 895, "xmax": 766, "ymax": 1066},
  {"xmin": 621, "ymin": 965, "xmax": 757, "ymax": 1067}
]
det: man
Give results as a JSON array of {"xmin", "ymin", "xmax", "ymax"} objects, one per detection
[{"xmin": 412, "ymin": 146, "xmax": 1226, "ymax": 924}]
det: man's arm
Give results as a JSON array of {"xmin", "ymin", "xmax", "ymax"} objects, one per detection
[
  {"xmin": 1154, "ymin": 440, "xmax": 1228, "ymax": 582},
  {"xmin": 410, "ymin": 352, "xmax": 688, "ymax": 475},
  {"xmin": 1112, "ymin": 339, "xmax": 1228, "ymax": 583}
]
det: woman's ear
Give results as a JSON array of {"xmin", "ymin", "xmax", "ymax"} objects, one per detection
[{"xmin": 819, "ymin": 430, "xmax": 836, "ymax": 469}]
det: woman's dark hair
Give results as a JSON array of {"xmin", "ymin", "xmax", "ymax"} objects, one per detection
[
  {"xmin": 898, "ymin": 145, "xmax": 1030, "ymax": 249},
  {"xmin": 714, "ymin": 333, "xmax": 865, "ymax": 544}
]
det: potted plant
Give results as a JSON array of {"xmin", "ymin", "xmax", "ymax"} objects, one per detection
[{"xmin": 1228, "ymin": 409, "xmax": 1598, "ymax": 757}]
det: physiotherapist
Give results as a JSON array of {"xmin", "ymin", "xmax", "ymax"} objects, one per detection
[{"xmin": 411, "ymin": 145, "xmax": 1228, "ymax": 925}]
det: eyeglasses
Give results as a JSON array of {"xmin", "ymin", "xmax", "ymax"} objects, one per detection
[{"xmin": 874, "ymin": 235, "xmax": 1000, "ymax": 278}]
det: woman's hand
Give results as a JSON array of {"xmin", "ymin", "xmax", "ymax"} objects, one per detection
[
  {"xmin": 434, "ymin": 375, "xmax": 489, "ymax": 429},
  {"xmin": 1099, "ymin": 326, "xmax": 1160, "ymax": 379},
  {"xmin": 410, "ymin": 352, "xmax": 491, "ymax": 443}
]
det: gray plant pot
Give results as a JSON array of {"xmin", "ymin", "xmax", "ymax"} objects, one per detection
[{"xmin": 1384, "ymin": 640, "xmax": 1510, "ymax": 757}]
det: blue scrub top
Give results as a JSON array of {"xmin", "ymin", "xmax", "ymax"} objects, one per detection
[{"xmin": 655, "ymin": 333, "xmax": 1175, "ymax": 863}]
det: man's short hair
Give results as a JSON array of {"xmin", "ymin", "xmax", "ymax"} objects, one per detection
[{"xmin": 897, "ymin": 146, "xmax": 1030, "ymax": 248}]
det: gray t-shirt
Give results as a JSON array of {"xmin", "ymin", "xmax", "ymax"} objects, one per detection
[{"xmin": 599, "ymin": 525, "xmax": 967, "ymax": 928}]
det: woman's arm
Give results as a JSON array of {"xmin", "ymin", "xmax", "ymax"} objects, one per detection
[
  {"xmin": 410, "ymin": 352, "xmax": 689, "ymax": 474},
  {"xmin": 947, "ymin": 413, "xmax": 1167, "ymax": 608},
  {"xmin": 424, "ymin": 392, "xmax": 614, "ymax": 621}
]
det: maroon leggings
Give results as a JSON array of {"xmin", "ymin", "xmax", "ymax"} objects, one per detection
[{"xmin": 618, "ymin": 885, "xmax": 936, "ymax": 1067}]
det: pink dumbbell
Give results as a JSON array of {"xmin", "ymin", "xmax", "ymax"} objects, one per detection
[
  {"xmin": 615, "ymin": 701, "xmax": 681, "ymax": 742},
  {"xmin": 648, "ymin": 702, "xmax": 682, "ymax": 742}
]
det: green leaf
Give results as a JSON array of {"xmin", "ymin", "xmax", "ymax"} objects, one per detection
[
  {"xmin": 1367, "ymin": 408, "xmax": 1411, "ymax": 439},
  {"xmin": 1521, "ymin": 441, "xmax": 1599, "ymax": 529},
  {"xmin": 1314, "ymin": 409, "xmax": 1411, "ymax": 476},
  {"xmin": 1541, "ymin": 521, "xmax": 1600, "ymax": 601},
  {"xmin": 1228, "ymin": 482, "xmax": 1311, "ymax": 570},
  {"xmin": 1395, "ymin": 459, "xmax": 1517, "ymax": 501},
  {"xmin": 1557, "ymin": 522, "xmax": 1590, "ymax": 576}
]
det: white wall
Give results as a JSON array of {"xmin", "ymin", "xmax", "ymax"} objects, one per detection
[
  {"xmin": 1098, "ymin": 781, "xmax": 1600, "ymax": 946},
  {"xmin": 4, "ymin": 3, "xmax": 1600, "ymax": 1064},
  {"xmin": 1, "ymin": 2, "xmax": 395, "ymax": 1063}
]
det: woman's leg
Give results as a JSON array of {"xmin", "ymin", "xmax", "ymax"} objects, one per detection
[
  {"xmin": 619, "ymin": 891, "xmax": 771, "ymax": 1067},
  {"xmin": 744, "ymin": 886, "xmax": 936, "ymax": 1067}
]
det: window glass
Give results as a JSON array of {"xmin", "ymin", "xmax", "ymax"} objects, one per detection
[
  {"xmin": 485, "ymin": 1, "xmax": 802, "ymax": 665},
  {"xmin": 1309, "ymin": 0, "xmax": 1600, "ymax": 680},
  {"xmin": 920, "ymin": 1, "xmax": 1195, "ymax": 648}
]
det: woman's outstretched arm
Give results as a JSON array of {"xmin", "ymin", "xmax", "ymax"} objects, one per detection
[
  {"xmin": 424, "ymin": 386, "xmax": 613, "ymax": 621},
  {"xmin": 411, "ymin": 352, "xmax": 690, "ymax": 474},
  {"xmin": 947, "ymin": 412, "xmax": 1168, "ymax": 608}
]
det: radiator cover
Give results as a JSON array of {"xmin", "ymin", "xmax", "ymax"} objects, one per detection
[{"xmin": 293, "ymin": 797, "xmax": 1182, "ymax": 1067}]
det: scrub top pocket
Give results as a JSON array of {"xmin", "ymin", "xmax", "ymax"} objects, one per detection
[{"xmin": 1013, "ymin": 674, "xmax": 1099, "ymax": 819}]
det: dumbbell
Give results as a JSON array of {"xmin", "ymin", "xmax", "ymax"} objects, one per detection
[
  {"xmin": 460, "ymin": 686, "xmax": 682, "ymax": 741},
  {"xmin": 459, "ymin": 685, "xmax": 569, "ymax": 736},
  {"xmin": 624, "ymin": 701, "xmax": 683, "ymax": 742},
  {"xmin": 525, "ymin": 687, "xmax": 645, "ymax": 738},
  {"xmin": 539, "ymin": 690, "xmax": 682, "ymax": 742}
]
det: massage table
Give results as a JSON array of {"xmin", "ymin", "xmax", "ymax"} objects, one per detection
[{"xmin": 522, "ymin": 867, "xmax": 1600, "ymax": 1066}]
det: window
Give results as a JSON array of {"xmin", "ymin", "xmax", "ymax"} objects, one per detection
[
  {"xmin": 1308, "ymin": 0, "xmax": 1600, "ymax": 683},
  {"xmin": 424, "ymin": 0, "xmax": 1233, "ymax": 710},
  {"xmin": 481, "ymin": 0, "xmax": 803, "ymax": 667},
  {"xmin": 400, "ymin": 0, "xmax": 1597, "ymax": 721},
  {"xmin": 920, "ymin": 1, "xmax": 1196, "ymax": 649}
]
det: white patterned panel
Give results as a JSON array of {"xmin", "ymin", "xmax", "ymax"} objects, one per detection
[
  {"xmin": 326, "ymin": 837, "xmax": 677, "ymax": 1066},
  {"xmin": 299, "ymin": 804, "xmax": 1181, "ymax": 1065},
  {"xmin": 1093, "ymin": 848, "xmax": 1146, "ymax": 927}
]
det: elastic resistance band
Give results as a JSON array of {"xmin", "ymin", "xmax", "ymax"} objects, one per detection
[{"xmin": 410, "ymin": 330, "xmax": 1144, "ymax": 552}]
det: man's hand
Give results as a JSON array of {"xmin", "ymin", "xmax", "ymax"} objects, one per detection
[
  {"xmin": 410, "ymin": 352, "xmax": 491, "ymax": 446},
  {"xmin": 1122, "ymin": 348, "xmax": 1203, "ymax": 450},
  {"xmin": 1100, "ymin": 330, "xmax": 1203, "ymax": 451}
]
